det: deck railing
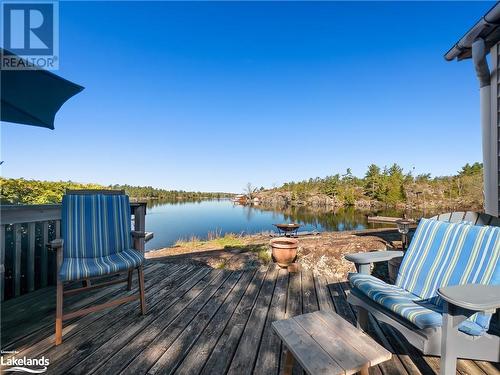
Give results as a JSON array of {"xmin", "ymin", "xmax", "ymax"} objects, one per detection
[{"xmin": 0, "ymin": 202, "xmax": 147, "ymax": 301}]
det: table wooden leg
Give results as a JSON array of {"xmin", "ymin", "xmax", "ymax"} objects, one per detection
[
  {"xmin": 357, "ymin": 364, "xmax": 369, "ymax": 375},
  {"xmin": 283, "ymin": 348, "xmax": 294, "ymax": 375}
]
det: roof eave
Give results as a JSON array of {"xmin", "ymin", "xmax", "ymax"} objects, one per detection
[{"xmin": 445, "ymin": 2, "xmax": 500, "ymax": 61}]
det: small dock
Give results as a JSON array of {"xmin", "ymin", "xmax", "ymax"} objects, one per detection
[{"xmin": 367, "ymin": 216, "xmax": 415, "ymax": 225}]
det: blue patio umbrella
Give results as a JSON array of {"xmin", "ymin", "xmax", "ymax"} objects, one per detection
[{"xmin": 0, "ymin": 48, "xmax": 84, "ymax": 129}]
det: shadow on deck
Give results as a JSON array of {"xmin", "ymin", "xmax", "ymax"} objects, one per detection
[{"xmin": 1, "ymin": 261, "xmax": 499, "ymax": 374}]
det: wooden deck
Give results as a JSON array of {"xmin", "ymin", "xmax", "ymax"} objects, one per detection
[{"xmin": 1, "ymin": 261, "xmax": 499, "ymax": 375}]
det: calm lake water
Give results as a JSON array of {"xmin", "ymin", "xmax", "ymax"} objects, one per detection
[{"xmin": 144, "ymin": 199, "xmax": 417, "ymax": 250}]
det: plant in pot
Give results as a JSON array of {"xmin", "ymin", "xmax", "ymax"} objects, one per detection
[{"xmin": 270, "ymin": 237, "xmax": 298, "ymax": 268}]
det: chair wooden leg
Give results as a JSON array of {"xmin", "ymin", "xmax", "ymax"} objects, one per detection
[
  {"xmin": 138, "ymin": 266, "xmax": 146, "ymax": 315},
  {"xmin": 127, "ymin": 270, "xmax": 133, "ymax": 291},
  {"xmin": 283, "ymin": 348, "xmax": 294, "ymax": 375},
  {"xmin": 55, "ymin": 279, "xmax": 63, "ymax": 345}
]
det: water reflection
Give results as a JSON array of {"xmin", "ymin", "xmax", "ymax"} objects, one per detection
[
  {"xmin": 247, "ymin": 205, "xmax": 420, "ymax": 232},
  {"xmin": 144, "ymin": 197, "xmax": 210, "ymax": 208},
  {"xmin": 143, "ymin": 199, "xmax": 435, "ymax": 251}
]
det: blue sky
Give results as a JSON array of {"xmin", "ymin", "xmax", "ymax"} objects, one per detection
[{"xmin": 1, "ymin": 1, "xmax": 495, "ymax": 193}]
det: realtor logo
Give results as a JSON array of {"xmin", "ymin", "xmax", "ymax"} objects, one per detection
[
  {"xmin": 1, "ymin": 0, "xmax": 59, "ymax": 70},
  {"xmin": 1, "ymin": 350, "xmax": 49, "ymax": 373}
]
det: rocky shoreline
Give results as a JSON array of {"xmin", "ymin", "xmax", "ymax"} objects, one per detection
[
  {"xmin": 255, "ymin": 190, "xmax": 374, "ymax": 209},
  {"xmin": 147, "ymin": 228, "xmax": 405, "ymax": 279},
  {"xmin": 253, "ymin": 190, "xmax": 481, "ymax": 212}
]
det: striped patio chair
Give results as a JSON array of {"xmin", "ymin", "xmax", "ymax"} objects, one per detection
[
  {"xmin": 49, "ymin": 190, "xmax": 149, "ymax": 345},
  {"xmin": 345, "ymin": 212, "xmax": 500, "ymax": 375}
]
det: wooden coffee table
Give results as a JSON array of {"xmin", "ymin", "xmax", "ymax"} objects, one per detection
[{"xmin": 272, "ymin": 310, "xmax": 392, "ymax": 375}]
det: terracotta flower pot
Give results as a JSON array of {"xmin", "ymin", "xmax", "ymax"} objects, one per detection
[{"xmin": 270, "ymin": 237, "xmax": 298, "ymax": 268}]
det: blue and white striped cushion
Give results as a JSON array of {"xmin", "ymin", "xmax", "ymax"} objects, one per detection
[
  {"xmin": 62, "ymin": 194, "xmax": 132, "ymax": 258},
  {"xmin": 349, "ymin": 273, "xmax": 485, "ymax": 336},
  {"xmin": 59, "ymin": 248, "xmax": 144, "ymax": 281},
  {"xmin": 396, "ymin": 218, "xmax": 500, "ymax": 334},
  {"xmin": 59, "ymin": 193, "xmax": 141, "ymax": 281},
  {"xmin": 350, "ymin": 273, "xmax": 442, "ymax": 328}
]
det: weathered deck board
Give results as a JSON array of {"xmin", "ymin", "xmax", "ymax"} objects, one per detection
[
  {"xmin": 1, "ymin": 262, "xmax": 163, "ymax": 348},
  {"xmin": 282, "ymin": 270, "xmax": 303, "ymax": 375},
  {"xmin": 25, "ymin": 264, "xmax": 205, "ymax": 374},
  {"xmin": 227, "ymin": 266, "xmax": 279, "ymax": 374},
  {"xmin": 148, "ymin": 270, "xmax": 244, "ymax": 374},
  {"xmin": 61, "ymin": 266, "xmax": 207, "ymax": 374},
  {"xmin": 1, "ymin": 261, "xmax": 498, "ymax": 375},
  {"xmin": 301, "ymin": 270, "xmax": 319, "ymax": 314},
  {"xmin": 89, "ymin": 267, "xmax": 220, "ymax": 375},
  {"xmin": 199, "ymin": 267, "xmax": 269, "ymax": 375},
  {"xmin": 253, "ymin": 268, "xmax": 289, "ymax": 375},
  {"xmin": 3, "ymin": 265, "xmax": 146, "ymax": 330},
  {"xmin": 3, "ymin": 263, "xmax": 186, "ymax": 359},
  {"xmin": 30, "ymin": 264, "xmax": 189, "ymax": 358},
  {"xmin": 175, "ymin": 269, "xmax": 257, "ymax": 375}
]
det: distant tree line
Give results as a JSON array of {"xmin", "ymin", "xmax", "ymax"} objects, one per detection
[
  {"xmin": 269, "ymin": 162, "xmax": 483, "ymax": 209},
  {"xmin": 0, "ymin": 178, "xmax": 233, "ymax": 205}
]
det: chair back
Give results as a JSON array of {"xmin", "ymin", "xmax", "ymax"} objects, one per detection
[
  {"xmin": 428, "ymin": 211, "xmax": 500, "ymax": 227},
  {"xmin": 61, "ymin": 190, "xmax": 132, "ymax": 258},
  {"xmin": 396, "ymin": 217, "xmax": 500, "ymax": 332},
  {"xmin": 397, "ymin": 218, "xmax": 500, "ymax": 297}
]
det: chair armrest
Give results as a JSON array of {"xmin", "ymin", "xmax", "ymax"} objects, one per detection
[
  {"xmin": 345, "ymin": 250, "xmax": 404, "ymax": 265},
  {"xmin": 437, "ymin": 284, "xmax": 500, "ymax": 313},
  {"xmin": 48, "ymin": 239, "xmax": 64, "ymax": 271},
  {"xmin": 144, "ymin": 232, "xmax": 154, "ymax": 242},
  {"xmin": 131, "ymin": 231, "xmax": 154, "ymax": 243},
  {"xmin": 48, "ymin": 239, "xmax": 64, "ymax": 250},
  {"xmin": 131, "ymin": 231, "xmax": 146, "ymax": 238}
]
